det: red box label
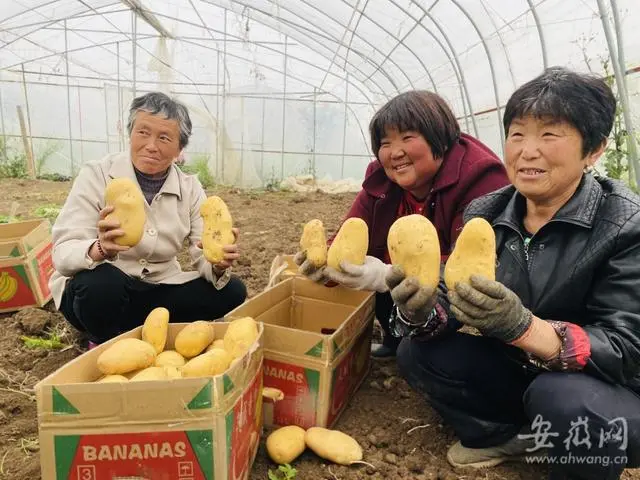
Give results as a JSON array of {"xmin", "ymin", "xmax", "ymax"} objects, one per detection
[
  {"xmin": 35, "ymin": 242, "xmax": 53, "ymax": 299},
  {"xmin": 0, "ymin": 265, "xmax": 36, "ymax": 310}
]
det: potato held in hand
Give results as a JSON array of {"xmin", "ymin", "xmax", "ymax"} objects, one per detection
[
  {"xmin": 200, "ymin": 195, "xmax": 234, "ymax": 264},
  {"xmin": 141, "ymin": 307, "xmax": 169, "ymax": 354},
  {"xmin": 223, "ymin": 317, "xmax": 259, "ymax": 359},
  {"xmin": 305, "ymin": 427, "xmax": 363, "ymax": 465},
  {"xmin": 444, "ymin": 217, "xmax": 496, "ymax": 290},
  {"xmin": 388, "ymin": 214, "xmax": 440, "ymax": 289},
  {"xmin": 97, "ymin": 338, "xmax": 156, "ymax": 375},
  {"xmin": 299, "ymin": 219, "xmax": 327, "ymax": 267},
  {"xmin": 175, "ymin": 321, "xmax": 215, "ymax": 358},
  {"xmin": 327, "ymin": 217, "xmax": 368, "ymax": 271},
  {"xmin": 104, "ymin": 177, "xmax": 146, "ymax": 247},
  {"xmin": 266, "ymin": 425, "xmax": 307, "ymax": 465}
]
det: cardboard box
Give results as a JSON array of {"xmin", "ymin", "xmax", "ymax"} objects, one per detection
[
  {"xmin": 225, "ymin": 277, "xmax": 375, "ymax": 429},
  {"xmin": 36, "ymin": 322, "xmax": 263, "ymax": 480},
  {"xmin": 0, "ymin": 219, "xmax": 53, "ymax": 313}
]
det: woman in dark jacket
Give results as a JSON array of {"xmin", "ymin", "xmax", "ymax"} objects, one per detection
[
  {"xmin": 295, "ymin": 90, "xmax": 509, "ymax": 357},
  {"xmin": 387, "ymin": 67, "xmax": 640, "ymax": 479}
]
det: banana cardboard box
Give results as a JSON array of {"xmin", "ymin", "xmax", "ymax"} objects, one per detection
[
  {"xmin": 35, "ymin": 322, "xmax": 263, "ymax": 480},
  {"xmin": 225, "ymin": 276, "xmax": 375, "ymax": 429},
  {"xmin": 0, "ymin": 219, "xmax": 53, "ymax": 313}
]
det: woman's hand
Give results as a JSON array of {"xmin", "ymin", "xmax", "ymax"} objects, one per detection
[
  {"xmin": 293, "ymin": 251, "xmax": 329, "ymax": 284},
  {"xmin": 89, "ymin": 206, "xmax": 130, "ymax": 261},
  {"xmin": 197, "ymin": 228, "xmax": 240, "ymax": 273},
  {"xmin": 324, "ymin": 256, "xmax": 390, "ymax": 292},
  {"xmin": 447, "ymin": 275, "xmax": 532, "ymax": 343},
  {"xmin": 385, "ymin": 265, "xmax": 438, "ymax": 322}
]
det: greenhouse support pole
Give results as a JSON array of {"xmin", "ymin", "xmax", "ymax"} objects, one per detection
[
  {"xmin": 280, "ymin": 35, "xmax": 288, "ymax": 180},
  {"xmin": 20, "ymin": 63, "xmax": 35, "ymax": 176},
  {"xmin": 132, "ymin": 12, "xmax": 137, "ymax": 98},
  {"xmin": 240, "ymin": 96, "xmax": 245, "ymax": 187},
  {"xmin": 117, "ymin": 41, "xmax": 124, "ymax": 151},
  {"xmin": 104, "ymin": 87, "xmax": 110, "ymax": 153},
  {"xmin": 64, "ymin": 21, "xmax": 75, "ymax": 175},
  {"xmin": 597, "ymin": 0, "xmax": 640, "ymax": 186},
  {"xmin": 526, "ymin": 0, "xmax": 548, "ymax": 69},
  {"xmin": 260, "ymin": 96, "xmax": 266, "ymax": 184},
  {"xmin": 312, "ymin": 88, "xmax": 317, "ymax": 180},
  {"xmin": 221, "ymin": 9, "xmax": 227, "ymax": 182},
  {"xmin": 0, "ymin": 88, "xmax": 6, "ymax": 159},
  {"xmin": 16, "ymin": 106, "xmax": 35, "ymax": 178},
  {"xmin": 216, "ymin": 50, "xmax": 220, "ymax": 178},
  {"xmin": 77, "ymin": 87, "xmax": 84, "ymax": 162},
  {"xmin": 341, "ymin": 74, "xmax": 349, "ymax": 179}
]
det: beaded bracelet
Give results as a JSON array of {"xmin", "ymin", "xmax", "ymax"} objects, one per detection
[{"xmin": 96, "ymin": 239, "xmax": 109, "ymax": 259}]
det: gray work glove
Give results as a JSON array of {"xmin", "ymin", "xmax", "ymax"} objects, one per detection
[
  {"xmin": 447, "ymin": 275, "xmax": 532, "ymax": 343},
  {"xmin": 293, "ymin": 251, "xmax": 329, "ymax": 284},
  {"xmin": 324, "ymin": 256, "xmax": 391, "ymax": 292},
  {"xmin": 385, "ymin": 265, "xmax": 438, "ymax": 323}
]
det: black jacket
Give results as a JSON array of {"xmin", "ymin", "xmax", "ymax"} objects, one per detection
[{"xmin": 464, "ymin": 173, "xmax": 640, "ymax": 391}]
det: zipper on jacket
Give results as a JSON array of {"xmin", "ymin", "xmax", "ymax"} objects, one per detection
[{"xmin": 523, "ymin": 237, "xmax": 531, "ymax": 263}]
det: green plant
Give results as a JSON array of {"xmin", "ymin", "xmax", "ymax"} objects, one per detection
[
  {"xmin": 263, "ymin": 165, "xmax": 281, "ymax": 191},
  {"xmin": 179, "ymin": 154, "xmax": 215, "ymax": 189},
  {"xmin": 21, "ymin": 330, "xmax": 67, "ymax": 350},
  {"xmin": 268, "ymin": 464, "xmax": 297, "ymax": 480},
  {"xmin": 32, "ymin": 204, "xmax": 61, "ymax": 223}
]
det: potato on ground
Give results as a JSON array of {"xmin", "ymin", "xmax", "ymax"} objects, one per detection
[
  {"xmin": 155, "ymin": 350, "xmax": 186, "ymax": 367},
  {"xmin": 305, "ymin": 427, "xmax": 363, "ymax": 465},
  {"xmin": 104, "ymin": 177, "xmax": 146, "ymax": 247},
  {"xmin": 387, "ymin": 214, "xmax": 440, "ymax": 289},
  {"xmin": 141, "ymin": 307, "xmax": 170, "ymax": 353},
  {"xmin": 299, "ymin": 219, "xmax": 327, "ymax": 267},
  {"xmin": 266, "ymin": 426, "xmax": 307, "ymax": 464},
  {"xmin": 175, "ymin": 321, "xmax": 215, "ymax": 358},
  {"xmin": 223, "ymin": 317, "xmax": 259, "ymax": 359},
  {"xmin": 200, "ymin": 195, "xmax": 234, "ymax": 264},
  {"xmin": 97, "ymin": 338, "xmax": 156, "ymax": 375},
  {"xmin": 444, "ymin": 217, "xmax": 496, "ymax": 290},
  {"xmin": 327, "ymin": 218, "xmax": 368, "ymax": 271}
]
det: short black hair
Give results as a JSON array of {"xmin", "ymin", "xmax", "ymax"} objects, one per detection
[
  {"xmin": 127, "ymin": 92, "xmax": 193, "ymax": 149},
  {"xmin": 503, "ymin": 67, "xmax": 616, "ymax": 156},
  {"xmin": 369, "ymin": 90, "xmax": 461, "ymax": 159}
]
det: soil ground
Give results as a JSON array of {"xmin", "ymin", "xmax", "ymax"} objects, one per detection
[{"xmin": 0, "ymin": 177, "xmax": 637, "ymax": 480}]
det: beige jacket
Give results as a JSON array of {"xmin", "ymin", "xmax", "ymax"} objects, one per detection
[{"xmin": 49, "ymin": 152, "xmax": 229, "ymax": 308}]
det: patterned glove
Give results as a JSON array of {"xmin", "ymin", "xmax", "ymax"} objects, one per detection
[
  {"xmin": 293, "ymin": 251, "xmax": 329, "ymax": 284},
  {"xmin": 447, "ymin": 274, "xmax": 532, "ymax": 343},
  {"xmin": 385, "ymin": 265, "xmax": 438, "ymax": 323},
  {"xmin": 324, "ymin": 256, "xmax": 391, "ymax": 292}
]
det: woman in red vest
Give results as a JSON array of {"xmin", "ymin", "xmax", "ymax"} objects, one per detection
[{"xmin": 295, "ymin": 90, "xmax": 509, "ymax": 357}]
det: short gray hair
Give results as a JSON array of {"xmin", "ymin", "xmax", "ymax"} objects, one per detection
[{"xmin": 127, "ymin": 92, "xmax": 192, "ymax": 149}]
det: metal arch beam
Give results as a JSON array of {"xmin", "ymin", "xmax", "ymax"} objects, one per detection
[
  {"xmin": 119, "ymin": 0, "xmax": 173, "ymax": 38},
  {"xmin": 153, "ymin": 10, "xmax": 380, "ymax": 108},
  {"xmin": 526, "ymin": 0, "xmax": 548, "ymax": 69},
  {"xmin": 211, "ymin": 0, "xmax": 408, "ymax": 95},
  {"xmin": 401, "ymin": 2, "xmax": 479, "ymax": 137}
]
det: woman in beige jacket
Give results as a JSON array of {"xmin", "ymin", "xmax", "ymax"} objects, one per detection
[{"xmin": 49, "ymin": 92, "xmax": 247, "ymax": 346}]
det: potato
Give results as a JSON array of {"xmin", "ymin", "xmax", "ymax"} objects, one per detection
[
  {"xmin": 327, "ymin": 218, "xmax": 368, "ymax": 271},
  {"xmin": 155, "ymin": 350, "xmax": 186, "ymax": 367},
  {"xmin": 163, "ymin": 366, "xmax": 183, "ymax": 379},
  {"xmin": 129, "ymin": 366, "xmax": 168, "ymax": 382},
  {"xmin": 305, "ymin": 427, "xmax": 363, "ymax": 465},
  {"xmin": 387, "ymin": 214, "xmax": 441, "ymax": 289},
  {"xmin": 266, "ymin": 425, "xmax": 307, "ymax": 465},
  {"xmin": 141, "ymin": 307, "xmax": 170, "ymax": 354},
  {"xmin": 181, "ymin": 350, "xmax": 231, "ymax": 377},
  {"xmin": 104, "ymin": 177, "xmax": 146, "ymax": 247},
  {"xmin": 299, "ymin": 219, "xmax": 327, "ymax": 267},
  {"xmin": 444, "ymin": 217, "xmax": 496, "ymax": 291},
  {"xmin": 175, "ymin": 321, "xmax": 215, "ymax": 358},
  {"xmin": 96, "ymin": 375, "xmax": 128, "ymax": 383},
  {"xmin": 97, "ymin": 338, "xmax": 156, "ymax": 375},
  {"xmin": 262, "ymin": 387, "xmax": 285, "ymax": 401},
  {"xmin": 223, "ymin": 317, "xmax": 259, "ymax": 359},
  {"xmin": 206, "ymin": 339, "xmax": 226, "ymax": 352},
  {"xmin": 200, "ymin": 195, "xmax": 234, "ymax": 264}
]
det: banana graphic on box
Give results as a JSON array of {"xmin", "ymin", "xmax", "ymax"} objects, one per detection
[{"xmin": 0, "ymin": 272, "xmax": 18, "ymax": 302}]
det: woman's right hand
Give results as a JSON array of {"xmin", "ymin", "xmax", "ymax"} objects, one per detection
[
  {"xmin": 89, "ymin": 206, "xmax": 130, "ymax": 261},
  {"xmin": 293, "ymin": 251, "xmax": 328, "ymax": 284}
]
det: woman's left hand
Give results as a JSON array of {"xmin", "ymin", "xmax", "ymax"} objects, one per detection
[
  {"xmin": 197, "ymin": 228, "xmax": 240, "ymax": 273},
  {"xmin": 447, "ymin": 275, "xmax": 532, "ymax": 343}
]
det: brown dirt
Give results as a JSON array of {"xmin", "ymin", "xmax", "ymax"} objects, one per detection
[{"xmin": 0, "ymin": 178, "xmax": 637, "ymax": 480}]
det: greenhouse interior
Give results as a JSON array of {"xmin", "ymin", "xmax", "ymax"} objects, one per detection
[{"xmin": 1, "ymin": 0, "xmax": 639, "ymax": 189}]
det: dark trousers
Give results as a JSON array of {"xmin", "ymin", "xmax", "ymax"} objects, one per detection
[
  {"xmin": 375, "ymin": 291, "xmax": 400, "ymax": 350},
  {"xmin": 59, "ymin": 264, "xmax": 247, "ymax": 343},
  {"xmin": 397, "ymin": 332, "xmax": 640, "ymax": 480}
]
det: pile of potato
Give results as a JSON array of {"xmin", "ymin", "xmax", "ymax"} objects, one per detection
[
  {"xmin": 266, "ymin": 425, "xmax": 363, "ymax": 466},
  {"xmin": 94, "ymin": 310, "xmax": 259, "ymax": 383}
]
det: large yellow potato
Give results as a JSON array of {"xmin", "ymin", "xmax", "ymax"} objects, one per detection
[
  {"xmin": 305, "ymin": 427, "xmax": 363, "ymax": 465},
  {"xmin": 266, "ymin": 426, "xmax": 307, "ymax": 464},
  {"xmin": 104, "ymin": 177, "xmax": 146, "ymax": 247},
  {"xmin": 96, "ymin": 375, "xmax": 128, "ymax": 383},
  {"xmin": 141, "ymin": 307, "xmax": 170, "ymax": 354},
  {"xmin": 200, "ymin": 196, "xmax": 234, "ymax": 264},
  {"xmin": 223, "ymin": 317, "xmax": 259, "ymax": 359},
  {"xmin": 163, "ymin": 366, "xmax": 183, "ymax": 379},
  {"xmin": 327, "ymin": 218, "xmax": 368, "ymax": 271},
  {"xmin": 181, "ymin": 349, "xmax": 231, "ymax": 377},
  {"xmin": 175, "ymin": 321, "xmax": 215, "ymax": 358},
  {"xmin": 154, "ymin": 350, "xmax": 186, "ymax": 367},
  {"xmin": 97, "ymin": 338, "xmax": 156, "ymax": 375},
  {"xmin": 444, "ymin": 217, "xmax": 496, "ymax": 291},
  {"xmin": 387, "ymin": 214, "xmax": 441, "ymax": 289},
  {"xmin": 129, "ymin": 366, "xmax": 168, "ymax": 382},
  {"xmin": 206, "ymin": 339, "xmax": 226, "ymax": 352},
  {"xmin": 299, "ymin": 219, "xmax": 327, "ymax": 267}
]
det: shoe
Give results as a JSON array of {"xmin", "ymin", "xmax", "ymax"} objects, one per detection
[
  {"xmin": 371, "ymin": 343, "xmax": 397, "ymax": 358},
  {"xmin": 447, "ymin": 433, "xmax": 545, "ymax": 469}
]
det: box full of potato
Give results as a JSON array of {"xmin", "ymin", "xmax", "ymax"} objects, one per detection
[{"xmin": 35, "ymin": 312, "xmax": 264, "ymax": 480}]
